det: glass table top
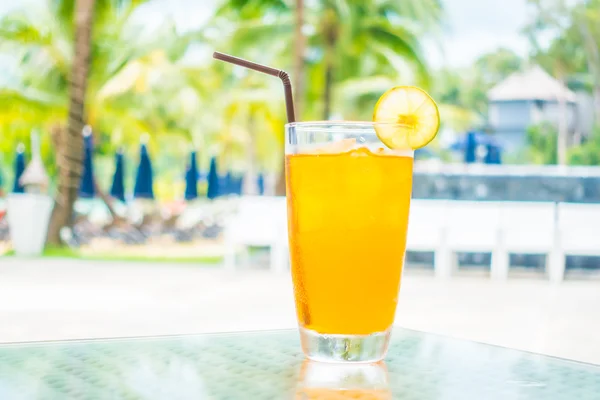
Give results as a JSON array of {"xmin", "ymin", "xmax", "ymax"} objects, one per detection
[{"xmin": 0, "ymin": 329, "xmax": 598, "ymax": 400}]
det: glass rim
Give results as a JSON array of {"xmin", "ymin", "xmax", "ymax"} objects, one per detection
[{"xmin": 285, "ymin": 120, "xmax": 412, "ymax": 129}]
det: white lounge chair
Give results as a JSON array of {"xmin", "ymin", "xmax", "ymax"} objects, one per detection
[
  {"xmin": 406, "ymin": 200, "xmax": 449, "ymax": 278},
  {"xmin": 223, "ymin": 196, "xmax": 289, "ymax": 273},
  {"xmin": 554, "ymin": 203, "xmax": 600, "ymax": 282},
  {"xmin": 497, "ymin": 202, "xmax": 557, "ymax": 281},
  {"xmin": 443, "ymin": 201, "xmax": 502, "ymax": 278}
]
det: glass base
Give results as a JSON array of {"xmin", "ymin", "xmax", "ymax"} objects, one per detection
[{"xmin": 299, "ymin": 327, "xmax": 392, "ymax": 363}]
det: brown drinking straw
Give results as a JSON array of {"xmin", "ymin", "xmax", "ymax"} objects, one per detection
[{"xmin": 213, "ymin": 52, "xmax": 296, "ymax": 123}]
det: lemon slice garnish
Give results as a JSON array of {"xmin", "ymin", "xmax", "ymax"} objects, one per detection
[{"xmin": 373, "ymin": 86, "xmax": 440, "ymax": 149}]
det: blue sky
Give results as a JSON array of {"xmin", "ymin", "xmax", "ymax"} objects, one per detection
[
  {"xmin": 429, "ymin": 0, "xmax": 531, "ymax": 67},
  {"xmin": 1, "ymin": 0, "xmax": 533, "ymax": 68}
]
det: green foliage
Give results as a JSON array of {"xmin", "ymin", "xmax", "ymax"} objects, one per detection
[
  {"xmin": 568, "ymin": 127, "xmax": 600, "ymax": 166},
  {"xmin": 521, "ymin": 0, "xmax": 600, "ymax": 166},
  {"xmin": 215, "ymin": 0, "xmax": 443, "ymax": 120},
  {"xmin": 0, "ymin": 0, "xmax": 308, "ymax": 198},
  {"xmin": 517, "ymin": 123, "xmax": 600, "ymax": 166},
  {"xmin": 526, "ymin": 122, "xmax": 557, "ymax": 165},
  {"xmin": 1, "ymin": 246, "xmax": 223, "ymax": 264},
  {"xmin": 525, "ymin": 0, "xmax": 600, "ymax": 97},
  {"xmin": 0, "ymin": 0, "xmax": 208, "ymax": 198}
]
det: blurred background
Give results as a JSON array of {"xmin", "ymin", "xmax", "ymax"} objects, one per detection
[{"xmin": 0, "ymin": 0, "xmax": 599, "ymax": 365}]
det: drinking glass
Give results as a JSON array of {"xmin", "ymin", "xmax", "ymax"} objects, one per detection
[{"xmin": 285, "ymin": 122, "xmax": 414, "ymax": 362}]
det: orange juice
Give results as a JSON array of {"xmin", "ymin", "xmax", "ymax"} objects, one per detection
[{"xmin": 286, "ymin": 147, "xmax": 413, "ymax": 335}]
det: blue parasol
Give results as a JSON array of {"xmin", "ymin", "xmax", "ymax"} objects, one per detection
[
  {"xmin": 257, "ymin": 173, "xmax": 265, "ymax": 195},
  {"xmin": 234, "ymin": 175, "xmax": 243, "ymax": 195},
  {"xmin": 12, "ymin": 145, "xmax": 26, "ymax": 193},
  {"xmin": 449, "ymin": 131, "xmax": 504, "ymax": 164},
  {"xmin": 464, "ymin": 131, "xmax": 477, "ymax": 163},
  {"xmin": 206, "ymin": 157, "xmax": 219, "ymax": 200},
  {"xmin": 225, "ymin": 172, "xmax": 235, "ymax": 196},
  {"xmin": 79, "ymin": 131, "xmax": 95, "ymax": 198},
  {"xmin": 450, "ymin": 131, "xmax": 499, "ymax": 150},
  {"xmin": 184, "ymin": 151, "xmax": 199, "ymax": 201},
  {"xmin": 484, "ymin": 143, "xmax": 502, "ymax": 164},
  {"xmin": 133, "ymin": 143, "xmax": 154, "ymax": 199},
  {"xmin": 110, "ymin": 151, "xmax": 126, "ymax": 202},
  {"xmin": 223, "ymin": 172, "xmax": 244, "ymax": 196}
]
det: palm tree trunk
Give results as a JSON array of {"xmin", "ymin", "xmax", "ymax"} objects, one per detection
[
  {"xmin": 275, "ymin": 0, "xmax": 305, "ymax": 196},
  {"xmin": 244, "ymin": 111, "xmax": 259, "ymax": 195},
  {"xmin": 322, "ymin": 10, "xmax": 338, "ymax": 120},
  {"xmin": 47, "ymin": 0, "xmax": 96, "ymax": 245},
  {"xmin": 577, "ymin": 7, "xmax": 600, "ymax": 124},
  {"xmin": 274, "ymin": 155, "xmax": 287, "ymax": 196},
  {"xmin": 323, "ymin": 51, "xmax": 334, "ymax": 120},
  {"xmin": 557, "ymin": 76, "xmax": 568, "ymax": 166},
  {"xmin": 293, "ymin": 0, "xmax": 305, "ymax": 120}
]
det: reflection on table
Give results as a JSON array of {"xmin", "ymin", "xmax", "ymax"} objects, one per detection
[{"xmin": 0, "ymin": 329, "xmax": 598, "ymax": 399}]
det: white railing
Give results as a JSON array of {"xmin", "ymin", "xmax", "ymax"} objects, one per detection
[
  {"xmin": 406, "ymin": 199, "xmax": 600, "ymax": 282},
  {"xmin": 223, "ymin": 196, "xmax": 600, "ymax": 282},
  {"xmin": 223, "ymin": 196, "xmax": 288, "ymax": 273}
]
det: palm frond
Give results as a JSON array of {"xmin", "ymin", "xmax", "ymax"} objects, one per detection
[
  {"xmin": 365, "ymin": 24, "xmax": 430, "ymax": 86},
  {"xmin": 216, "ymin": 0, "xmax": 290, "ymax": 19},
  {"xmin": 217, "ymin": 18, "xmax": 293, "ymax": 54},
  {"xmin": 0, "ymin": 87, "xmax": 65, "ymax": 111},
  {"xmin": 0, "ymin": 12, "xmax": 71, "ymax": 75},
  {"xmin": 336, "ymin": 76, "xmax": 396, "ymax": 99}
]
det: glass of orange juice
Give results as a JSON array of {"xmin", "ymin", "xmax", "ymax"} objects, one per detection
[{"xmin": 285, "ymin": 122, "xmax": 414, "ymax": 363}]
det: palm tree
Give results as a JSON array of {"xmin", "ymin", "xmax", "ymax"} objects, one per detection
[
  {"xmin": 293, "ymin": 0, "xmax": 306, "ymax": 120},
  {"xmin": 46, "ymin": 0, "xmax": 96, "ymax": 245}
]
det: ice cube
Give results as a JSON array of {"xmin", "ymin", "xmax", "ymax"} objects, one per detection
[
  {"xmin": 349, "ymin": 146, "xmax": 371, "ymax": 157},
  {"xmin": 313, "ymin": 138, "xmax": 357, "ymax": 154}
]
